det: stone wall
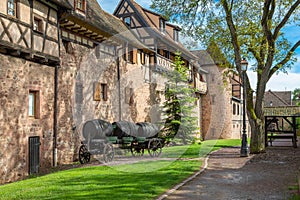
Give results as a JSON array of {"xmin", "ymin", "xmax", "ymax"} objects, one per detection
[
  {"xmin": 57, "ymin": 41, "xmax": 157, "ymax": 164},
  {"xmin": 57, "ymin": 41, "xmax": 92, "ymax": 164},
  {"xmin": 264, "ymin": 106, "xmax": 300, "ymax": 116},
  {"xmin": 201, "ymin": 64, "xmax": 233, "ymax": 139},
  {"xmin": 0, "ymin": 38, "xmax": 203, "ymax": 184},
  {"xmin": 0, "ymin": 54, "xmax": 54, "ymax": 184}
]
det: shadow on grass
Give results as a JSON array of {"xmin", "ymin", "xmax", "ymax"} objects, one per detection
[{"xmin": 0, "ymin": 160, "xmax": 201, "ymax": 200}]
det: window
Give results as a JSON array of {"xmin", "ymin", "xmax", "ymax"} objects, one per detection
[
  {"xmin": 200, "ymin": 74, "xmax": 205, "ymax": 82},
  {"xmin": 123, "ymin": 44, "xmax": 127, "ymax": 61},
  {"xmin": 28, "ymin": 90, "xmax": 40, "ymax": 118},
  {"xmin": 140, "ymin": 50, "xmax": 146, "ymax": 65},
  {"xmin": 101, "ymin": 83, "xmax": 108, "ymax": 101},
  {"xmin": 128, "ymin": 45, "xmax": 133, "ymax": 63},
  {"xmin": 173, "ymin": 29, "xmax": 179, "ymax": 42},
  {"xmin": 163, "ymin": 50, "xmax": 170, "ymax": 59},
  {"xmin": 94, "ymin": 82, "xmax": 108, "ymax": 101},
  {"xmin": 124, "ymin": 17, "xmax": 131, "ymax": 27},
  {"xmin": 129, "ymin": 88, "xmax": 134, "ymax": 106},
  {"xmin": 159, "ymin": 18, "xmax": 166, "ymax": 33},
  {"xmin": 125, "ymin": 87, "xmax": 134, "ymax": 105},
  {"xmin": 233, "ymin": 103, "xmax": 236, "ymax": 115},
  {"xmin": 126, "ymin": 45, "xmax": 137, "ymax": 63},
  {"xmin": 7, "ymin": 0, "xmax": 17, "ymax": 17},
  {"xmin": 75, "ymin": 0, "xmax": 85, "ymax": 11},
  {"xmin": 95, "ymin": 44, "xmax": 100, "ymax": 59},
  {"xmin": 211, "ymin": 95, "xmax": 215, "ymax": 105},
  {"xmin": 33, "ymin": 17, "xmax": 43, "ymax": 33}
]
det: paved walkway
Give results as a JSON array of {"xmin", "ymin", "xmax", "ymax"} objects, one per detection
[{"xmin": 158, "ymin": 139, "xmax": 300, "ymax": 200}]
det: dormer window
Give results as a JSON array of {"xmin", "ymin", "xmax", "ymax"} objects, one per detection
[
  {"xmin": 159, "ymin": 18, "xmax": 166, "ymax": 33},
  {"xmin": 7, "ymin": 0, "xmax": 17, "ymax": 17},
  {"xmin": 75, "ymin": 0, "xmax": 85, "ymax": 12},
  {"xmin": 124, "ymin": 16, "xmax": 131, "ymax": 27},
  {"xmin": 174, "ymin": 29, "xmax": 179, "ymax": 42}
]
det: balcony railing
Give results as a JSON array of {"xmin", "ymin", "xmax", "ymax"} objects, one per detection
[
  {"xmin": 155, "ymin": 54, "xmax": 173, "ymax": 72},
  {"xmin": 195, "ymin": 79, "xmax": 207, "ymax": 94}
]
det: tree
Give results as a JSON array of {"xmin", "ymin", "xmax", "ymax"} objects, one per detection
[
  {"xmin": 151, "ymin": 0, "xmax": 300, "ymax": 153},
  {"xmin": 159, "ymin": 53, "xmax": 198, "ymax": 144},
  {"xmin": 292, "ymin": 88, "xmax": 300, "ymax": 106}
]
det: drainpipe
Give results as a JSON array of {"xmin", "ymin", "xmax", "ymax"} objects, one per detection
[
  {"xmin": 53, "ymin": 64, "xmax": 58, "ymax": 167},
  {"xmin": 117, "ymin": 58, "xmax": 121, "ymax": 121},
  {"xmin": 53, "ymin": 10, "xmax": 61, "ymax": 167}
]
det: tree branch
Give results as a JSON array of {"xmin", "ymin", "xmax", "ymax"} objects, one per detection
[
  {"xmin": 259, "ymin": 37, "xmax": 267, "ymax": 68},
  {"xmin": 274, "ymin": 0, "xmax": 300, "ymax": 39},
  {"xmin": 268, "ymin": 0, "xmax": 276, "ymax": 22},
  {"xmin": 261, "ymin": 0, "xmax": 273, "ymax": 43},
  {"xmin": 261, "ymin": 0, "xmax": 276, "ymax": 74},
  {"xmin": 268, "ymin": 40, "xmax": 300, "ymax": 79},
  {"xmin": 221, "ymin": 0, "xmax": 242, "ymax": 71},
  {"xmin": 248, "ymin": 46, "xmax": 261, "ymax": 63},
  {"xmin": 230, "ymin": 0, "xmax": 234, "ymax": 11}
]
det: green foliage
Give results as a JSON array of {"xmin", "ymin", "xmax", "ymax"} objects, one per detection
[
  {"xmin": 151, "ymin": 0, "xmax": 300, "ymax": 73},
  {"xmin": 151, "ymin": 0, "xmax": 300, "ymax": 154},
  {"xmin": 292, "ymin": 88, "xmax": 300, "ymax": 106},
  {"xmin": 160, "ymin": 53, "xmax": 198, "ymax": 144}
]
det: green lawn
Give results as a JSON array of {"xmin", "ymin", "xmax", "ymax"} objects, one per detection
[{"xmin": 0, "ymin": 139, "xmax": 241, "ymax": 200}]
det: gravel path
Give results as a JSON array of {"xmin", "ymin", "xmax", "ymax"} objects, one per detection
[{"xmin": 159, "ymin": 139, "xmax": 300, "ymax": 200}]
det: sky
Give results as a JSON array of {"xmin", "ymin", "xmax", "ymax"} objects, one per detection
[{"xmin": 98, "ymin": 0, "xmax": 300, "ymax": 93}]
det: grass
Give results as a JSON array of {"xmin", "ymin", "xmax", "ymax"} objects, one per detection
[
  {"xmin": 0, "ymin": 139, "xmax": 241, "ymax": 200},
  {"xmin": 288, "ymin": 185, "xmax": 300, "ymax": 200}
]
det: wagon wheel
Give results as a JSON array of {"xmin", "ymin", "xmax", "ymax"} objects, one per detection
[
  {"xmin": 130, "ymin": 142, "xmax": 144, "ymax": 157},
  {"xmin": 148, "ymin": 138, "xmax": 162, "ymax": 157},
  {"xmin": 103, "ymin": 143, "xmax": 114, "ymax": 163},
  {"xmin": 79, "ymin": 144, "xmax": 91, "ymax": 164}
]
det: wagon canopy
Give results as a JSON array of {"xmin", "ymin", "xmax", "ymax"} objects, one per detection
[
  {"xmin": 82, "ymin": 119, "xmax": 113, "ymax": 140},
  {"xmin": 111, "ymin": 121, "xmax": 138, "ymax": 138},
  {"xmin": 136, "ymin": 122, "xmax": 159, "ymax": 138}
]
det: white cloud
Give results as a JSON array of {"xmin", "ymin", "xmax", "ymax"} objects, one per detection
[{"xmin": 248, "ymin": 70, "xmax": 300, "ymax": 92}]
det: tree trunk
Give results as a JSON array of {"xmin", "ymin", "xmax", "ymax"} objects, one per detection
[{"xmin": 248, "ymin": 115, "xmax": 265, "ymax": 154}]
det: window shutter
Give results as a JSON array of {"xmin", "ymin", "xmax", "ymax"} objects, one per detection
[
  {"xmin": 132, "ymin": 49, "xmax": 137, "ymax": 64},
  {"xmin": 103, "ymin": 84, "xmax": 108, "ymax": 101}
]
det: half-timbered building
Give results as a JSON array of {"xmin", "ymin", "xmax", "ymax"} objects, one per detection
[
  {"xmin": 0, "ymin": 0, "xmax": 70, "ymax": 183},
  {"xmin": 0, "ymin": 0, "xmax": 209, "ymax": 184},
  {"xmin": 56, "ymin": 0, "xmax": 152, "ymax": 166},
  {"xmin": 0, "ymin": 0, "xmax": 151, "ymax": 184},
  {"xmin": 114, "ymin": 0, "xmax": 208, "ymax": 136}
]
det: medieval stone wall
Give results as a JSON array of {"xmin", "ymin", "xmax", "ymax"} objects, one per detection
[
  {"xmin": 264, "ymin": 106, "xmax": 300, "ymax": 116},
  {"xmin": 201, "ymin": 64, "xmax": 232, "ymax": 139},
  {"xmin": 0, "ymin": 54, "xmax": 54, "ymax": 184},
  {"xmin": 57, "ymin": 41, "xmax": 157, "ymax": 164}
]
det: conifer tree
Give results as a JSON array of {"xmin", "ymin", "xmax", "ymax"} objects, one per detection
[{"xmin": 160, "ymin": 53, "xmax": 198, "ymax": 144}]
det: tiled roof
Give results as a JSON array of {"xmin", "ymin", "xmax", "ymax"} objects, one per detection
[
  {"xmin": 118, "ymin": 0, "xmax": 197, "ymax": 60},
  {"xmin": 192, "ymin": 42, "xmax": 233, "ymax": 69},
  {"xmin": 191, "ymin": 50, "xmax": 215, "ymax": 66},
  {"xmin": 61, "ymin": 0, "xmax": 148, "ymax": 49},
  {"xmin": 264, "ymin": 90, "xmax": 292, "ymax": 107},
  {"xmin": 50, "ymin": 0, "xmax": 72, "ymax": 9}
]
